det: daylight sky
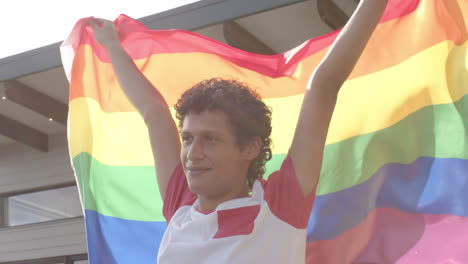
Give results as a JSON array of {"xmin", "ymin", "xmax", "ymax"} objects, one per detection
[{"xmin": 1, "ymin": 0, "xmax": 199, "ymax": 59}]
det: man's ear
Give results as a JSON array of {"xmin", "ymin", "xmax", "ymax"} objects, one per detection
[{"xmin": 242, "ymin": 137, "xmax": 262, "ymax": 161}]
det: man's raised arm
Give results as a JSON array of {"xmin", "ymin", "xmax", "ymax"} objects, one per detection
[
  {"xmin": 289, "ymin": 0, "xmax": 389, "ymax": 196},
  {"xmin": 90, "ymin": 18, "xmax": 181, "ymax": 199}
]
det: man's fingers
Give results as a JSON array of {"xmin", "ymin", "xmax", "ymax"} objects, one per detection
[
  {"xmin": 88, "ymin": 17, "xmax": 101, "ymax": 29},
  {"xmin": 96, "ymin": 18, "xmax": 110, "ymax": 24},
  {"xmin": 88, "ymin": 17, "xmax": 114, "ymax": 29},
  {"xmin": 87, "ymin": 17, "xmax": 119, "ymax": 47}
]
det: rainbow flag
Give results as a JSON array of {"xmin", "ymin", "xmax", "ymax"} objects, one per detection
[{"xmin": 61, "ymin": 0, "xmax": 468, "ymax": 263}]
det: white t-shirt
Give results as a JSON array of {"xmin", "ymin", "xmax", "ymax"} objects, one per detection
[{"xmin": 158, "ymin": 155, "xmax": 316, "ymax": 263}]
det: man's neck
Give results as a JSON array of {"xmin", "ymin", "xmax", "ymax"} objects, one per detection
[{"xmin": 197, "ymin": 188, "xmax": 250, "ymax": 212}]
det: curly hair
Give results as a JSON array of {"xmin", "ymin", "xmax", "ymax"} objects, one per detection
[{"xmin": 174, "ymin": 78, "xmax": 272, "ymax": 189}]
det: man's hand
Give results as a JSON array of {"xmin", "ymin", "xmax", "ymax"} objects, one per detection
[{"xmin": 89, "ymin": 18, "xmax": 120, "ymax": 49}]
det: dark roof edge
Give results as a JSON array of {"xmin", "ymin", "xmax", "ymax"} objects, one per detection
[{"xmin": 0, "ymin": 0, "xmax": 304, "ymax": 81}]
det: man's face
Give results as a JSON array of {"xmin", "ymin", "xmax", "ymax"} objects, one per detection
[{"xmin": 180, "ymin": 110, "xmax": 252, "ymax": 198}]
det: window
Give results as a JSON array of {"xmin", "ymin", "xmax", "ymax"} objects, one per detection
[
  {"xmin": 70, "ymin": 255, "xmax": 88, "ymax": 264},
  {"xmin": 5, "ymin": 185, "xmax": 83, "ymax": 226}
]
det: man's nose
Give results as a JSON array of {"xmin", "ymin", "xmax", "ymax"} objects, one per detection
[{"xmin": 187, "ymin": 138, "xmax": 205, "ymax": 161}]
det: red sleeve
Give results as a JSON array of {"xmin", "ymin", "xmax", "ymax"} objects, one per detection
[
  {"xmin": 162, "ymin": 163, "xmax": 197, "ymax": 223},
  {"xmin": 264, "ymin": 155, "xmax": 316, "ymax": 229}
]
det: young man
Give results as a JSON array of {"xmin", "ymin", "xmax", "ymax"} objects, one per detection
[{"xmin": 90, "ymin": 0, "xmax": 388, "ymax": 262}]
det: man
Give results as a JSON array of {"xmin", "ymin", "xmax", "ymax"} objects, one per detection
[{"xmin": 89, "ymin": 0, "xmax": 388, "ymax": 262}]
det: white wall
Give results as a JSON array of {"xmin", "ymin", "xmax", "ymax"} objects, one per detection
[
  {"xmin": 0, "ymin": 218, "xmax": 86, "ymax": 262},
  {"xmin": 0, "ymin": 134, "xmax": 87, "ymax": 262},
  {"xmin": 0, "ymin": 134, "xmax": 75, "ymax": 194}
]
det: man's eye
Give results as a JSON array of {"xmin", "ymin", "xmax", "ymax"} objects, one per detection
[
  {"xmin": 207, "ymin": 136, "xmax": 217, "ymax": 142},
  {"xmin": 182, "ymin": 136, "xmax": 192, "ymax": 142}
]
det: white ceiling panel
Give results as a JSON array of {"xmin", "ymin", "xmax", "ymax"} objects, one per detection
[
  {"xmin": 195, "ymin": 24, "xmax": 228, "ymax": 44},
  {"xmin": 17, "ymin": 67, "xmax": 70, "ymax": 103},
  {"xmin": 0, "ymin": 99, "xmax": 65, "ymax": 134},
  {"xmin": 236, "ymin": 0, "xmax": 332, "ymax": 53}
]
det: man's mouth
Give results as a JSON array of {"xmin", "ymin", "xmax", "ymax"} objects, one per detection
[{"xmin": 186, "ymin": 166, "xmax": 211, "ymax": 176}]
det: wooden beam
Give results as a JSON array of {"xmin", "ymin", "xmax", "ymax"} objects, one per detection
[
  {"xmin": 317, "ymin": 0, "xmax": 350, "ymax": 31},
  {"xmin": 2, "ymin": 80, "xmax": 67, "ymax": 125},
  {"xmin": 223, "ymin": 21, "xmax": 276, "ymax": 55},
  {"xmin": 0, "ymin": 114, "xmax": 48, "ymax": 152}
]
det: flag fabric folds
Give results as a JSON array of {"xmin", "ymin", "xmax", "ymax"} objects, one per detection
[{"xmin": 61, "ymin": 0, "xmax": 468, "ymax": 263}]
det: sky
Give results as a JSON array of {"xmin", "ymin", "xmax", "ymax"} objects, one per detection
[{"xmin": 0, "ymin": 0, "xmax": 199, "ymax": 59}]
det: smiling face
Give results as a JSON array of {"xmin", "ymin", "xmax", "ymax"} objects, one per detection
[{"xmin": 180, "ymin": 110, "xmax": 257, "ymax": 200}]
